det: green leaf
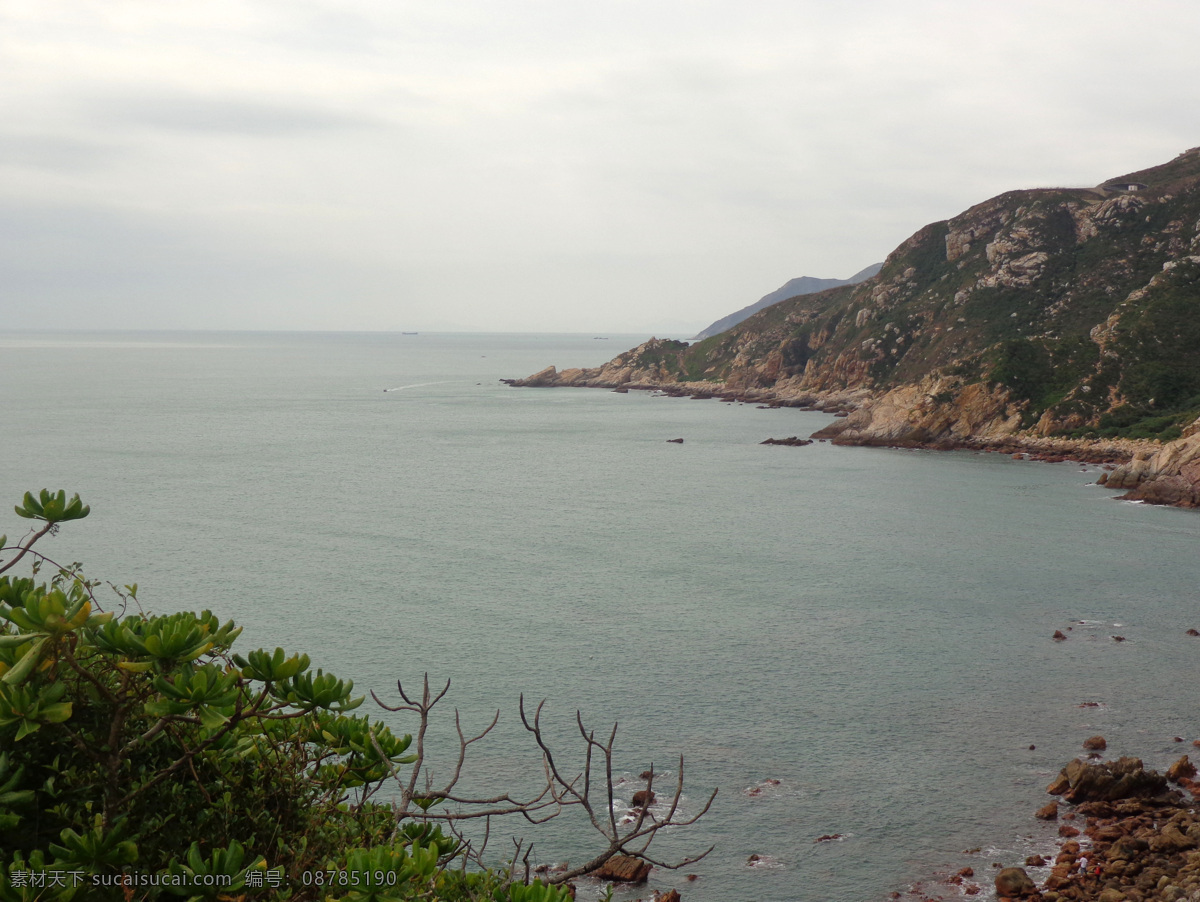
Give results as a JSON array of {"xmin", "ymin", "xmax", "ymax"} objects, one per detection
[
  {"xmin": 2, "ymin": 636, "xmax": 47, "ymax": 685},
  {"xmin": 0, "ymin": 633, "xmax": 40, "ymax": 648}
]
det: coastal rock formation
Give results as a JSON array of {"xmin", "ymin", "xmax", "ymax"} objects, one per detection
[
  {"xmin": 954, "ymin": 757, "xmax": 1200, "ymax": 902},
  {"xmin": 632, "ymin": 789, "xmax": 656, "ymax": 808},
  {"xmin": 589, "ymin": 855, "xmax": 652, "ymax": 883},
  {"xmin": 1101, "ymin": 419, "xmax": 1200, "ymax": 507},
  {"xmin": 1046, "ymin": 756, "xmax": 1172, "ymax": 805},
  {"xmin": 510, "ymin": 148, "xmax": 1200, "ymax": 506},
  {"xmin": 1167, "ymin": 756, "xmax": 1197, "ymax": 782},
  {"xmin": 994, "ymin": 866, "xmax": 1038, "ymax": 898},
  {"xmin": 760, "ymin": 436, "xmax": 813, "ymax": 446}
]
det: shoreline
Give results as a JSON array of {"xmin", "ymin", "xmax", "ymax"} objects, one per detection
[
  {"xmin": 501, "ymin": 376, "xmax": 1157, "ymax": 470},
  {"xmin": 890, "ymin": 752, "xmax": 1200, "ymax": 902}
]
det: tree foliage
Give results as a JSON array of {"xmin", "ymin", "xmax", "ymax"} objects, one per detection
[{"xmin": 0, "ymin": 492, "xmax": 712, "ymax": 901}]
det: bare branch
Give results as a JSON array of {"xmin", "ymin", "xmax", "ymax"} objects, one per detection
[{"xmin": 371, "ymin": 680, "xmax": 715, "ymax": 888}]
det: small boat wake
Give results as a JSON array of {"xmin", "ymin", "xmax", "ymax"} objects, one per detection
[{"xmin": 383, "ymin": 380, "xmax": 467, "ymax": 393}]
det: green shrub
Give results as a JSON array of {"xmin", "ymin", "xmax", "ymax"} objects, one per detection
[
  {"xmin": 1, "ymin": 493, "xmax": 711, "ymax": 901},
  {"xmin": 0, "ymin": 493, "xmax": 575, "ymax": 902}
]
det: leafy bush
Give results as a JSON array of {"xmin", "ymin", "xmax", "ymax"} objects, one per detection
[
  {"xmin": 0, "ymin": 495, "xmax": 481, "ymax": 901},
  {"xmin": 0, "ymin": 493, "xmax": 711, "ymax": 901}
]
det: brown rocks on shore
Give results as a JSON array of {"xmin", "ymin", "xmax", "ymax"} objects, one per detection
[
  {"xmin": 1166, "ymin": 756, "xmax": 1197, "ymax": 782},
  {"xmin": 995, "ymin": 866, "xmax": 1038, "ymax": 898},
  {"xmin": 1047, "ymin": 756, "xmax": 1170, "ymax": 804},
  {"xmin": 1104, "ymin": 424, "xmax": 1200, "ymax": 508},
  {"xmin": 589, "ymin": 855, "xmax": 651, "ymax": 883},
  {"xmin": 1010, "ymin": 756, "xmax": 1200, "ymax": 902},
  {"xmin": 1037, "ymin": 801, "xmax": 1060, "ymax": 820}
]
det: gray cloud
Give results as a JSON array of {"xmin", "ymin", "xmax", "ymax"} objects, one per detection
[
  {"xmin": 90, "ymin": 94, "xmax": 378, "ymax": 136},
  {"xmin": 0, "ymin": 133, "xmax": 120, "ymax": 172},
  {"xmin": 2, "ymin": 1, "xmax": 1199, "ymax": 334}
]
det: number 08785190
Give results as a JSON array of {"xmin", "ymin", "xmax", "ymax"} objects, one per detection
[{"xmin": 300, "ymin": 870, "xmax": 398, "ymax": 887}]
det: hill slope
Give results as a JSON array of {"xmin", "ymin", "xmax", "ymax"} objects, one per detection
[
  {"xmin": 512, "ymin": 147, "xmax": 1200, "ymax": 506},
  {"xmin": 694, "ymin": 263, "xmax": 883, "ymax": 339}
]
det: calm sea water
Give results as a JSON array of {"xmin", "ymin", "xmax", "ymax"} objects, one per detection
[{"xmin": 3, "ymin": 331, "xmax": 1199, "ymax": 902}]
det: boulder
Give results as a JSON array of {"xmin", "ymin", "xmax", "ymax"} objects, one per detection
[
  {"xmin": 994, "ymin": 866, "xmax": 1037, "ymax": 897},
  {"xmin": 1036, "ymin": 801, "xmax": 1059, "ymax": 820},
  {"xmin": 632, "ymin": 789, "xmax": 656, "ymax": 808},
  {"xmin": 1046, "ymin": 773, "xmax": 1071, "ymax": 795},
  {"xmin": 1052, "ymin": 757, "xmax": 1170, "ymax": 803},
  {"xmin": 1166, "ymin": 755, "xmax": 1197, "ymax": 782},
  {"xmin": 522, "ymin": 366, "xmax": 559, "ymax": 386},
  {"xmin": 1052, "ymin": 630, "xmax": 1067, "ymax": 641},
  {"xmin": 659, "ymin": 892, "xmax": 681, "ymax": 902},
  {"xmin": 590, "ymin": 855, "xmax": 651, "ymax": 883},
  {"xmin": 1083, "ymin": 735, "xmax": 1107, "ymax": 751},
  {"xmin": 1106, "ymin": 835, "xmax": 1148, "ymax": 861}
]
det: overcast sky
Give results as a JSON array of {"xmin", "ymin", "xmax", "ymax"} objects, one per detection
[{"xmin": 3, "ymin": 1, "xmax": 1199, "ymax": 335}]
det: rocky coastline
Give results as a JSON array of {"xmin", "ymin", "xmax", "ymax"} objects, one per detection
[
  {"xmin": 507, "ymin": 148, "xmax": 1200, "ymax": 509},
  {"xmin": 894, "ymin": 750, "xmax": 1200, "ymax": 902},
  {"xmin": 503, "ymin": 366, "xmax": 1184, "ymax": 491}
]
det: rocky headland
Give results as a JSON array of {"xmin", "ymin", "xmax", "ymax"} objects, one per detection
[
  {"xmin": 508, "ymin": 147, "xmax": 1200, "ymax": 507},
  {"xmin": 897, "ymin": 751, "xmax": 1200, "ymax": 902}
]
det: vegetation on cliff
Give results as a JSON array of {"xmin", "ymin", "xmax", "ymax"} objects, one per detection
[
  {"xmin": 520, "ymin": 147, "xmax": 1200, "ymax": 445},
  {"xmin": 0, "ymin": 492, "xmax": 711, "ymax": 900}
]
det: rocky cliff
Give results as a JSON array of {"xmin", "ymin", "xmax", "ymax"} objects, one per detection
[{"xmin": 511, "ymin": 148, "xmax": 1200, "ymax": 505}]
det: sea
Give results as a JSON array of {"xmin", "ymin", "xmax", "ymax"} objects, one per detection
[{"xmin": 2, "ymin": 330, "xmax": 1198, "ymax": 902}]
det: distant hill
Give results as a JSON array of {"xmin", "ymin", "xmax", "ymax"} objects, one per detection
[
  {"xmin": 693, "ymin": 263, "xmax": 882, "ymax": 339},
  {"xmin": 518, "ymin": 146, "xmax": 1200, "ymax": 443},
  {"xmin": 513, "ymin": 147, "xmax": 1200, "ymax": 506}
]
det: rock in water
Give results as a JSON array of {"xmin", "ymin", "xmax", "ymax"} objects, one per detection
[
  {"xmin": 1167, "ymin": 755, "xmax": 1197, "ymax": 782},
  {"xmin": 632, "ymin": 789, "xmax": 656, "ymax": 808},
  {"xmin": 994, "ymin": 866, "xmax": 1036, "ymax": 898},
  {"xmin": 1083, "ymin": 735, "xmax": 1107, "ymax": 750},
  {"xmin": 1047, "ymin": 756, "xmax": 1171, "ymax": 803},
  {"xmin": 589, "ymin": 855, "xmax": 651, "ymax": 883}
]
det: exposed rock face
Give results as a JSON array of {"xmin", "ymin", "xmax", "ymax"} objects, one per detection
[
  {"xmin": 1028, "ymin": 757, "xmax": 1200, "ymax": 902},
  {"xmin": 588, "ymin": 855, "xmax": 651, "ymax": 883},
  {"xmin": 1103, "ymin": 419, "xmax": 1200, "ymax": 506},
  {"xmin": 1167, "ymin": 756, "xmax": 1197, "ymax": 783},
  {"xmin": 511, "ymin": 149, "xmax": 1200, "ymax": 507},
  {"xmin": 994, "ymin": 866, "xmax": 1037, "ymax": 898},
  {"xmin": 1046, "ymin": 756, "xmax": 1172, "ymax": 804}
]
